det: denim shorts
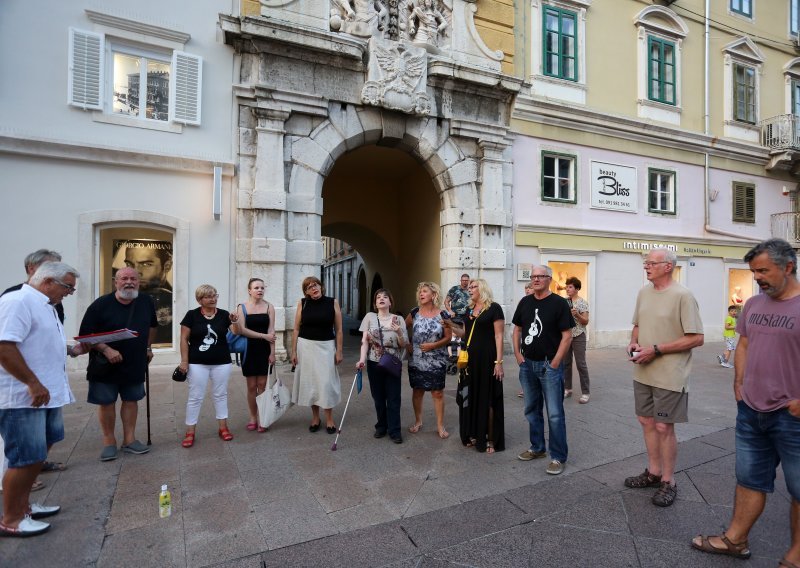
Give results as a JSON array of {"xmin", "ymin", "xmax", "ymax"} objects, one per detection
[
  {"xmin": 735, "ymin": 400, "xmax": 800, "ymax": 500},
  {"xmin": 0, "ymin": 407, "xmax": 64, "ymax": 468},
  {"xmin": 87, "ymin": 381, "xmax": 146, "ymax": 405}
]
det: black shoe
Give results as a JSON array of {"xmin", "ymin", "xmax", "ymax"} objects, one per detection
[
  {"xmin": 326, "ymin": 425, "xmax": 337, "ymax": 434},
  {"xmin": 374, "ymin": 430, "xmax": 387, "ymax": 438},
  {"xmin": 391, "ymin": 436, "xmax": 403, "ymax": 444},
  {"xmin": 309, "ymin": 423, "xmax": 320, "ymax": 433}
]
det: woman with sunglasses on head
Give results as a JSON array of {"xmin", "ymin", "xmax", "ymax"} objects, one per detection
[
  {"xmin": 448, "ymin": 278, "xmax": 505, "ymax": 454},
  {"xmin": 230, "ymin": 278, "xmax": 276, "ymax": 432},
  {"xmin": 178, "ymin": 285, "xmax": 238, "ymax": 448},
  {"xmin": 291, "ymin": 277, "xmax": 343, "ymax": 433}
]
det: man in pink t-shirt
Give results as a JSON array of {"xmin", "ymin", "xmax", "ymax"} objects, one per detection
[{"xmin": 692, "ymin": 239, "xmax": 800, "ymax": 565}]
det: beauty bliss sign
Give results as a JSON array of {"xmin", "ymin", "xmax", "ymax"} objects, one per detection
[{"xmin": 590, "ymin": 161, "xmax": 637, "ymax": 212}]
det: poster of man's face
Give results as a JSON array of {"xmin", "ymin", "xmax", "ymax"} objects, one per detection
[{"xmin": 113, "ymin": 240, "xmax": 173, "ymax": 346}]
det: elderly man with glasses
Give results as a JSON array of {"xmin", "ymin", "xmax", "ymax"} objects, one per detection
[{"xmin": 625, "ymin": 247, "xmax": 704, "ymax": 507}]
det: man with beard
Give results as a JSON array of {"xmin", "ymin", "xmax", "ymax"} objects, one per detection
[
  {"xmin": 124, "ymin": 246, "xmax": 172, "ymax": 345},
  {"xmin": 78, "ymin": 267, "xmax": 157, "ymax": 461},
  {"xmin": 692, "ymin": 239, "xmax": 800, "ymax": 565}
]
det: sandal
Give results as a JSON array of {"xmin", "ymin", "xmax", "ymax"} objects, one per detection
[
  {"xmin": 246, "ymin": 421, "xmax": 257, "ymax": 431},
  {"xmin": 464, "ymin": 438, "xmax": 477, "ymax": 448},
  {"xmin": 690, "ymin": 533, "xmax": 751, "ymax": 559},
  {"xmin": 624, "ymin": 468, "xmax": 662, "ymax": 488},
  {"xmin": 41, "ymin": 461, "xmax": 67, "ymax": 473},
  {"xmin": 218, "ymin": 428, "xmax": 234, "ymax": 441},
  {"xmin": 408, "ymin": 423, "xmax": 423, "ymax": 433},
  {"xmin": 181, "ymin": 432, "xmax": 195, "ymax": 448},
  {"xmin": 438, "ymin": 428, "xmax": 449, "ymax": 439},
  {"xmin": 486, "ymin": 442, "xmax": 495, "ymax": 454}
]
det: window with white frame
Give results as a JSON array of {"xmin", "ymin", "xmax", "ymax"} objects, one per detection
[
  {"xmin": 542, "ymin": 152, "xmax": 576, "ymax": 203},
  {"xmin": 634, "ymin": 6, "xmax": 687, "ymax": 125},
  {"xmin": 648, "ymin": 169, "xmax": 676, "ymax": 214},
  {"xmin": 68, "ymin": 18, "xmax": 202, "ymax": 129},
  {"xmin": 530, "ymin": 0, "xmax": 590, "ymax": 105},
  {"xmin": 722, "ymin": 37, "xmax": 763, "ymax": 141},
  {"xmin": 730, "ymin": 0, "xmax": 753, "ymax": 18}
]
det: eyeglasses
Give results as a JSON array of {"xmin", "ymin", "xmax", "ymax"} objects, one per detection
[
  {"xmin": 531, "ymin": 275, "xmax": 551, "ymax": 280},
  {"xmin": 54, "ymin": 279, "xmax": 76, "ymax": 293},
  {"xmin": 305, "ymin": 283, "xmax": 321, "ymax": 291},
  {"xmin": 642, "ymin": 261, "xmax": 669, "ymax": 267},
  {"xmin": 203, "ymin": 294, "xmax": 219, "ymax": 299}
]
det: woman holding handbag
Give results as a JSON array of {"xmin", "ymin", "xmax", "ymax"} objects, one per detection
[
  {"xmin": 178, "ymin": 285, "xmax": 238, "ymax": 448},
  {"xmin": 405, "ymin": 282, "xmax": 452, "ymax": 439},
  {"xmin": 356, "ymin": 289, "xmax": 408, "ymax": 443},
  {"xmin": 230, "ymin": 278, "xmax": 276, "ymax": 432},
  {"xmin": 448, "ymin": 278, "xmax": 505, "ymax": 454},
  {"xmin": 291, "ymin": 276, "xmax": 343, "ymax": 433}
]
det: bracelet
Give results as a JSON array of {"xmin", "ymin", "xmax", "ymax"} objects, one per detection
[
  {"xmin": 146, "ymin": 347, "xmax": 153, "ymax": 352},
  {"xmin": 494, "ymin": 360, "xmax": 503, "ymax": 365},
  {"xmin": 653, "ymin": 344, "xmax": 662, "ymax": 356}
]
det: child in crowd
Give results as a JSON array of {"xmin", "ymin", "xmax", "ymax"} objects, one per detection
[{"xmin": 717, "ymin": 305, "xmax": 737, "ymax": 368}]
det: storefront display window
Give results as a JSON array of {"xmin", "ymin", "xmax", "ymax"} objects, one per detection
[
  {"xmin": 548, "ymin": 261, "xmax": 590, "ymax": 299},
  {"xmin": 99, "ymin": 227, "xmax": 174, "ymax": 348},
  {"xmin": 728, "ymin": 268, "xmax": 753, "ymax": 312}
]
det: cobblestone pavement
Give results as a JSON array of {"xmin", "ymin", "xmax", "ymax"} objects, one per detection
[{"xmin": 0, "ymin": 339, "xmax": 792, "ymax": 567}]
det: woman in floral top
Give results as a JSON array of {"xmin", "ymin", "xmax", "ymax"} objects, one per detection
[
  {"xmin": 357, "ymin": 289, "xmax": 409, "ymax": 443},
  {"xmin": 563, "ymin": 277, "xmax": 591, "ymax": 403}
]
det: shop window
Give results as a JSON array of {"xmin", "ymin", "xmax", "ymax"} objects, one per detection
[
  {"xmin": 730, "ymin": 0, "xmax": 752, "ymax": 18},
  {"xmin": 648, "ymin": 169, "xmax": 676, "ymax": 214},
  {"xmin": 548, "ymin": 261, "xmax": 589, "ymax": 301},
  {"xmin": 733, "ymin": 63, "xmax": 757, "ymax": 124},
  {"xmin": 543, "ymin": 6, "xmax": 578, "ymax": 81},
  {"xmin": 732, "ymin": 182, "xmax": 755, "ymax": 223},
  {"xmin": 100, "ymin": 227, "xmax": 174, "ymax": 348},
  {"xmin": 542, "ymin": 152, "xmax": 576, "ymax": 203},
  {"xmin": 728, "ymin": 268, "xmax": 753, "ymax": 311},
  {"xmin": 648, "ymin": 37, "xmax": 676, "ymax": 105}
]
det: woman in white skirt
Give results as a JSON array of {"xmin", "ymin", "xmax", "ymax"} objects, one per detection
[{"xmin": 291, "ymin": 276, "xmax": 343, "ymax": 433}]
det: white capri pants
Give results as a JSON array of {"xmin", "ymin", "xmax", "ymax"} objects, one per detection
[{"xmin": 185, "ymin": 363, "xmax": 232, "ymax": 425}]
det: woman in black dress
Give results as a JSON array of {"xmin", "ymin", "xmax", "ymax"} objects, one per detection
[
  {"xmin": 449, "ymin": 278, "xmax": 505, "ymax": 453},
  {"xmin": 231, "ymin": 278, "xmax": 276, "ymax": 432}
]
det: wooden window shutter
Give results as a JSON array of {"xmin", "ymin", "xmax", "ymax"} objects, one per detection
[
  {"xmin": 170, "ymin": 51, "xmax": 202, "ymax": 125},
  {"xmin": 733, "ymin": 183, "xmax": 755, "ymax": 223},
  {"xmin": 68, "ymin": 28, "xmax": 104, "ymax": 110}
]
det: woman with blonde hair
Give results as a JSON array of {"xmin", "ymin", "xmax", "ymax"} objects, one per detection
[
  {"xmin": 405, "ymin": 281, "xmax": 452, "ymax": 439},
  {"xmin": 448, "ymin": 278, "xmax": 505, "ymax": 453},
  {"xmin": 291, "ymin": 276, "xmax": 343, "ymax": 433},
  {"xmin": 178, "ymin": 284, "xmax": 238, "ymax": 447},
  {"xmin": 230, "ymin": 278, "xmax": 276, "ymax": 432}
]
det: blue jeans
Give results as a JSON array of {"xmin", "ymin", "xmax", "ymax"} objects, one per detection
[
  {"xmin": 366, "ymin": 360, "xmax": 402, "ymax": 438},
  {"xmin": 519, "ymin": 358, "xmax": 568, "ymax": 463},
  {"xmin": 735, "ymin": 400, "xmax": 800, "ymax": 500}
]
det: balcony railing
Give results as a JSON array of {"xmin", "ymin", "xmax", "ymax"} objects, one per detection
[
  {"xmin": 771, "ymin": 212, "xmax": 800, "ymax": 247},
  {"xmin": 761, "ymin": 114, "xmax": 800, "ymax": 151}
]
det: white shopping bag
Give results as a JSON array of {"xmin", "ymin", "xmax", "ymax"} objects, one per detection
[{"xmin": 256, "ymin": 370, "xmax": 291, "ymax": 428}]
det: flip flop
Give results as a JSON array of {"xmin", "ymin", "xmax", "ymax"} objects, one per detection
[
  {"xmin": 408, "ymin": 423, "xmax": 423, "ymax": 433},
  {"xmin": 0, "ymin": 479, "xmax": 45, "ymax": 495},
  {"xmin": 438, "ymin": 428, "xmax": 449, "ymax": 439},
  {"xmin": 41, "ymin": 461, "xmax": 67, "ymax": 473}
]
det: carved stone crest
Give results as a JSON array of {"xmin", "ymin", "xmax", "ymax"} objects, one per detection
[{"xmin": 361, "ymin": 38, "xmax": 430, "ymax": 116}]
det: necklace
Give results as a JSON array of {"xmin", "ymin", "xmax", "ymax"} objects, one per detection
[{"xmin": 201, "ymin": 309, "xmax": 217, "ymax": 320}]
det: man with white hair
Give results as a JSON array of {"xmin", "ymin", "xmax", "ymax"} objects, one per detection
[
  {"xmin": 626, "ymin": 247, "xmax": 704, "ymax": 507},
  {"xmin": 0, "ymin": 261, "xmax": 79, "ymax": 536},
  {"xmin": 78, "ymin": 267, "xmax": 157, "ymax": 462}
]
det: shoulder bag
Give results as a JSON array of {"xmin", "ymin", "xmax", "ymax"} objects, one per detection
[
  {"xmin": 226, "ymin": 303, "xmax": 248, "ymax": 357},
  {"xmin": 457, "ymin": 306, "xmax": 484, "ymax": 370},
  {"xmin": 376, "ymin": 314, "xmax": 403, "ymax": 379}
]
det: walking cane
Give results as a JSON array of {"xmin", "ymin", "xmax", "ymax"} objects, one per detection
[
  {"xmin": 145, "ymin": 365, "xmax": 152, "ymax": 446},
  {"xmin": 331, "ymin": 370, "xmax": 361, "ymax": 451}
]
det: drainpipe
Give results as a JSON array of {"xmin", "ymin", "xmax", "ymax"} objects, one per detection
[{"xmin": 702, "ymin": 0, "xmax": 758, "ymax": 241}]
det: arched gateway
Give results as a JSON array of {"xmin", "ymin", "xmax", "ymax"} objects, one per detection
[{"xmin": 220, "ymin": 3, "xmax": 522, "ymax": 355}]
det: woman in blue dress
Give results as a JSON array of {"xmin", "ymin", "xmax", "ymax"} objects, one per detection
[{"xmin": 405, "ymin": 282, "xmax": 452, "ymax": 439}]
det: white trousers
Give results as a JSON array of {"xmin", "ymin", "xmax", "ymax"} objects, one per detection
[{"xmin": 185, "ymin": 363, "xmax": 232, "ymax": 425}]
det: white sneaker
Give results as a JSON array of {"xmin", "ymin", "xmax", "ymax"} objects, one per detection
[
  {"xmin": 722, "ymin": 362, "xmax": 734, "ymax": 368},
  {"xmin": 0, "ymin": 514, "xmax": 50, "ymax": 537},
  {"xmin": 29, "ymin": 503, "xmax": 61, "ymax": 519},
  {"xmin": 716, "ymin": 355, "xmax": 724, "ymax": 365}
]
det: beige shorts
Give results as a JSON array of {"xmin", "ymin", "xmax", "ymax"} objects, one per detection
[{"xmin": 633, "ymin": 381, "xmax": 688, "ymax": 423}]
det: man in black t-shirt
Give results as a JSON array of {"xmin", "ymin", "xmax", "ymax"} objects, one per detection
[
  {"xmin": 78, "ymin": 267, "xmax": 157, "ymax": 462},
  {"xmin": 512, "ymin": 266, "xmax": 574, "ymax": 476}
]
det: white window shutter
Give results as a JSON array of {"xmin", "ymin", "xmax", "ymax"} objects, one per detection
[
  {"xmin": 170, "ymin": 51, "xmax": 202, "ymax": 125},
  {"xmin": 68, "ymin": 28, "xmax": 104, "ymax": 110}
]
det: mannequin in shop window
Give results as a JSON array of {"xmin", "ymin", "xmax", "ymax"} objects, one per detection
[{"xmin": 730, "ymin": 286, "xmax": 744, "ymax": 309}]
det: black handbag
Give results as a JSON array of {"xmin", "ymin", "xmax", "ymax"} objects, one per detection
[
  {"xmin": 376, "ymin": 314, "xmax": 402, "ymax": 379},
  {"xmin": 172, "ymin": 366, "xmax": 187, "ymax": 382}
]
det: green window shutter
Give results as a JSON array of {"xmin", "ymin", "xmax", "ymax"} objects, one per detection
[{"xmin": 733, "ymin": 183, "xmax": 755, "ymax": 223}]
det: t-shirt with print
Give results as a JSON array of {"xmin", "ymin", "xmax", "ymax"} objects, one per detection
[
  {"xmin": 512, "ymin": 293, "xmax": 574, "ymax": 361},
  {"xmin": 736, "ymin": 293, "xmax": 800, "ymax": 412},
  {"xmin": 358, "ymin": 312, "xmax": 408, "ymax": 363},
  {"xmin": 446, "ymin": 285, "xmax": 470, "ymax": 318},
  {"xmin": 180, "ymin": 308, "xmax": 232, "ymax": 365},
  {"xmin": 723, "ymin": 315, "xmax": 736, "ymax": 338},
  {"xmin": 631, "ymin": 283, "xmax": 703, "ymax": 392}
]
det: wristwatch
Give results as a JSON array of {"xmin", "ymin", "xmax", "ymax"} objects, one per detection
[{"xmin": 653, "ymin": 344, "xmax": 662, "ymax": 356}]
